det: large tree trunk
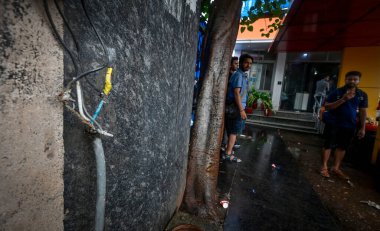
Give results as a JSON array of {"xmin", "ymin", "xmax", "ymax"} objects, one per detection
[{"xmin": 183, "ymin": 0, "xmax": 242, "ymax": 219}]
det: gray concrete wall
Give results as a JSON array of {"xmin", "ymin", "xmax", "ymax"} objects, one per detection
[
  {"xmin": 0, "ymin": 0, "xmax": 64, "ymax": 230},
  {"xmin": 61, "ymin": 1, "xmax": 199, "ymax": 231}
]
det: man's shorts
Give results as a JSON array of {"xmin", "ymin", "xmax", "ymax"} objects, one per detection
[
  {"xmin": 323, "ymin": 124, "xmax": 356, "ymax": 151},
  {"xmin": 225, "ymin": 115, "xmax": 245, "ymax": 135}
]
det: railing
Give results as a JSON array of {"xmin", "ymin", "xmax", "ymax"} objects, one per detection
[{"xmin": 313, "ymin": 93, "xmax": 325, "ymax": 134}]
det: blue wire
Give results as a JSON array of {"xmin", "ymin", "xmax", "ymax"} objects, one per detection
[{"xmin": 91, "ymin": 100, "xmax": 105, "ymax": 124}]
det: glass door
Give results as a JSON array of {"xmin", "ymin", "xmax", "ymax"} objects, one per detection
[
  {"xmin": 280, "ymin": 62, "xmax": 339, "ymax": 112},
  {"xmin": 248, "ymin": 62, "xmax": 275, "ymax": 93}
]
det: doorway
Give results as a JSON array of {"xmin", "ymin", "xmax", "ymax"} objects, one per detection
[{"xmin": 280, "ymin": 62, "xmax": 340, "ymax": 112}]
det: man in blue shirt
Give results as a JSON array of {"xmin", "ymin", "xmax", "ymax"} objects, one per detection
[
  {"xmin": 224, "ymin": 54, "xmax": 253, "ymax": 162},
  {"xmin": 222, "ymin": 57, "xmax": 239, "ymax": 149},
  {"xmin": 320, "ymin": 71, "xmax": 368, "ymax": 179}
]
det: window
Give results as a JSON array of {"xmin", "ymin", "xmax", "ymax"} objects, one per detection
[{"xmin": 248, "ymin": 62, "xmax": 274, "ymax": 91}]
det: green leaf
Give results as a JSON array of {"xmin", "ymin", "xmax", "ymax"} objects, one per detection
[
  {"xmin": 247, "ymin": 25, "xmax": 254, "ymax": 31},
  {"xmin": 260, "ymin": 28, "xmax": 265, "ymax": 32},
  {"xmin": 241, "ymin": 27, "xmax": 246, "ymax": 33},
  {"xmin": 271, "ymin": 1, "xmax": 278, "ymax": 9},
  {"xmin": 254, "ymin": 0, "xmax": 262, "ymax": 9}
]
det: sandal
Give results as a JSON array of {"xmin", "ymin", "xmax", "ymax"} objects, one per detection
[
  {"xmin": 223, "ymin": 154, "xmax": 242, "ymax": 163},
  {"xmin": 221, "ymin": 148, "xmax": 234, "ymax": 155},
  {"xmin": 320, "ymin": 168, "xmax": 330, "ymax": 178},
  {"xmin": 331, "ymin": 168, "xmax": 350, "ymax": 180}
]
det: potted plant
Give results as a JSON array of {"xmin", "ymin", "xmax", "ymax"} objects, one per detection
[
  {"xmin": 247, "ymin": 87, "xmax": 260, "ymax": 111},
  {"xmin": 258, "ymin": 92, "xmax": 273, "ymax": 116},
  {"xmin": 247, "ymin": 88, "xmax": 274, "ymax": 116},
  {"xmin": 245, "ymin": 105, "xmax": 254, "ymax": 114}
]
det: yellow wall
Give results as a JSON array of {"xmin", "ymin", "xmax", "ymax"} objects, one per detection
[
  {"xmin": 339, "ymin": 47, "xmax": 380, "ymax": 165},
  {"xmin": 338, "ymin": 46, "xmax": 380, "ymax": 119}
]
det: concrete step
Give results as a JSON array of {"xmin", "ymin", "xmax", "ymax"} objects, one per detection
[
  {"xmin": 247, "ymin": 113, "xmax": 316, "ymax": 128},
  {"xmin": 246, "ymin": 110, "xmax": 318, "ymax": 134},
  {"xmin": 246, "ymin": 119, "xmax": 319, "ymax": 134},
  {"xmin": 251, "ymin": 110, "xmax": 314, "ymax": 120}
]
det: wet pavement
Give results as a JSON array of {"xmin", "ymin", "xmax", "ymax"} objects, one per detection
[{"xmin": 218, "ymin": 125, "xmax": 341, "ymax": 230}]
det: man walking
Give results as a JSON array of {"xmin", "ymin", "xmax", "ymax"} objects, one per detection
[
  {"xmin": 224, "ymin": 54, "xmax": 253, "ymax": 162},
  {"xmin": 320, "ymin": 71, "xmax": 368, "ymax": 179}
]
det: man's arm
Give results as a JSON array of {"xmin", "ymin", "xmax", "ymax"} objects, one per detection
[
  {"xmin": 324, "ymin": 91, "xmax": 355, "ymax": 110},
  {"xmin": 357, "ymin": 108, "xmax": 367, "ymax": 139},
  {"xmin": 234, "ymin": 88, "xmax": 247, "ymax": 120},
  {"xmin": 324, "ymin": 98, "xmax": 346, "ymax": 110}
]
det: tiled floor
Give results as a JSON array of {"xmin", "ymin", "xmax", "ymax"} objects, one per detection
[{"xmin": 218, "ymin": 125, "xmax": 341, "ymax": 231}]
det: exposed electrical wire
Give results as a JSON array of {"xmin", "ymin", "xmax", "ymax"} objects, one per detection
[
  {"xmin": 45, "ymin": 3, "xmax": 112, "ymax": 228},
  {"xmin": 53, "ymin": 0, "xmax": 80, "ymax": 54},
  {"xmin": 44, "ymin": 0, "xmax": 113, "ymax": 136},
  {"xmin": 81, "ymin": 0, "xmax": 110, "ymax": 67},
  {"xmin": 65, "ymin": 0, "xmax": 111, "ymax": 90},
  {"xmin": 44, "ymin": 0, "xmax": 109, "ymax": 93},
  {"xmin": 65, "ymin": 66, "xmax": 106, "ymax": 90},
  {"xmin": 52, "ymin": 0, "xmax": 102, "ymax": 94},
  {"xmin": 43, "ymin": 0, "xmax": 79, "ymax": 77}
]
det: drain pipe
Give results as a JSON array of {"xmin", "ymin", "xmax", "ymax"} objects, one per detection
[{"xmin": 92, "ymin": 137, "xmax": 106, "ymax": 231}]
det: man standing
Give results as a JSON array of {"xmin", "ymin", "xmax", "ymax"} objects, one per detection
[
  {"xmin": 222, "ymin": 57, "xmax": 240, "ymax": 150},
  {"xmin": 314, "ymin": 75, "xmax": 330, "ymax": 117},
  {"xmin": 315, "ymin": 75, "xmax": 330, "ymax": 97},
  {"xmin": 229, "ymin": 56, "xmax": 239, "ymax": 77},
  {"xmin": 224, "ymin": 54, "xmax": 253, "ymax": 162},
  {"xmin": 320, "ymin": 71, "xmax": 368, "ymax": 179}
]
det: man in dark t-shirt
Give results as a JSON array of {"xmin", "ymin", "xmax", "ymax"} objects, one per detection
[{"xmin": 320, "ymin": 71, "xmax": 368, "ymax": 179}]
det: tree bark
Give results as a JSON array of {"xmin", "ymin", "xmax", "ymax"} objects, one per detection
[{"xmin": 183, "ymin": 0, "xmax": 242, "ymax": 219}]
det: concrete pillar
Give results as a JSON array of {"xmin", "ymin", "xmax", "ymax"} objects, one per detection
[
  {"xmin": 272, "ymin": 52, "xmax": 286, "ymax": 111},
  {"xmin": 0, "ymin": 1, "xmax": 64, "ymax": 230}
]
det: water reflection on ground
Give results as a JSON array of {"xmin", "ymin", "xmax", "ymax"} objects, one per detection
[{"xmin": 218, "ymin": 125, "xmax": 340, "ymax": 231}]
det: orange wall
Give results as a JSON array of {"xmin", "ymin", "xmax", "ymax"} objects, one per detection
[
  {"xmin": 237, "ymin": 18, "xmax": 279, "ymax": 40},
  {"xmin": 338, "ymin": 46, "xmax": 380, "ymax": 119}
]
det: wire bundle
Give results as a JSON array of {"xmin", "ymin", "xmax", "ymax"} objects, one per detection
[{"xmin": 43, "ymin": 0, "xmax": 113, "ymax": 136}]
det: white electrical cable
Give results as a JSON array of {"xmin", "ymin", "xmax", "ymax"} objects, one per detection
[
  {"xmin": 76, "ymin": 81, "xmax": 91, "ymax": 121},
  {"xmin": 83, "ymin": 103, "xmax": 102, "ymax": 129}
]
